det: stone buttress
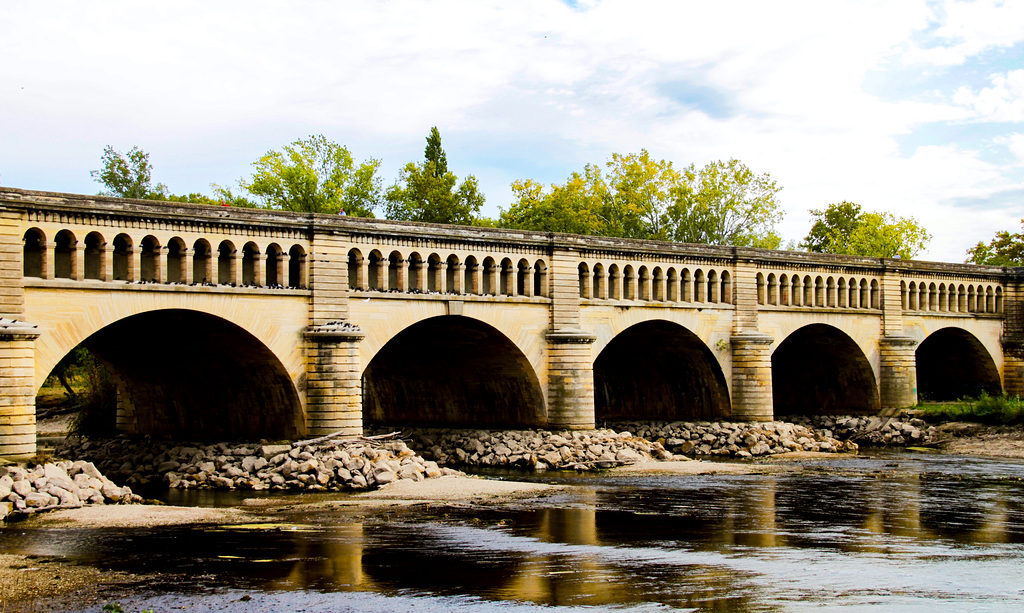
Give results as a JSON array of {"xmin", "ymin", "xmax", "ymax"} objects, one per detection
[
  {"xmin": 304, "ymin": 228, "xmax": 364, "ymax": 437},
  {"xmin": 729, "ymin": 253, "xmax": 774, "ymax": 421},
  {"xmin": 546, "ymin": 244, "xmax": 596, "ymax": 429}
]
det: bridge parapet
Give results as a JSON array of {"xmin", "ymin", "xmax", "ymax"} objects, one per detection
[{"xmin": 0, "ymin": 187, "xmax": 1020, "ymax": 457}]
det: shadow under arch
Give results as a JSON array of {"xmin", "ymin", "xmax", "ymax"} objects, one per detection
[
  {"xmin": 916, "ymin": 328, "xmax": 1001, "ymax": 401},
  {"xmin": 594, "ymin": 320, "xmax": 731, "ymax": 421},
  {"xmin": 772, "ymin": 323, "xmax": 879, "ymax": 415},
  {"xmin": 362, "ymin": 315, "xmax": 545, "ymax": 427},
  {"xmin": 53, "ymin": 309, "xmax": 303, "ymax": 440}
]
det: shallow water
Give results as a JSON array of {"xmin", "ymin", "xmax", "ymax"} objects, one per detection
[{"xmin": 4, "ymin": 451, "xmax": 1024, "ymax": 611}]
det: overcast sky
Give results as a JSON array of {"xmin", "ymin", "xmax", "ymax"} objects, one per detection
[{"xmin": 2, "ymin": 0, "xmax": 1022, "ymax": 262}]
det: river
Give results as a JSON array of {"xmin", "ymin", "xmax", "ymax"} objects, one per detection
[{"xmin": 3, "ymin": 450, "xmax": 1024, "ymax": 611}]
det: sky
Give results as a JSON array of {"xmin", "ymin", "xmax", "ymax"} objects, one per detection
[{"xmin": 2, "ymin": 0, "xmax": 1023, "ymax": 263}]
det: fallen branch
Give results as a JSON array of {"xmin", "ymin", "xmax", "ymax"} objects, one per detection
[{"xmin": 292, "ymin": 430, "xmax": 402, "ymax": 448}]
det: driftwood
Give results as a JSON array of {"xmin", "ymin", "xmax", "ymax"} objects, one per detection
[{"xmin": 291, "ymin": 430, "xmax": 401, "ymax": 449}]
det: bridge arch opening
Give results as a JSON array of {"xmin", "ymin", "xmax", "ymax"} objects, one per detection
[
  {"xmin": 916, "ymin": 328, "xmax": 1001, "ymax": 401},
  {"xmin": 23, "ymin": 228, "xmax": 45, "ymax": 277},
  {"xmin": 46, "ymin": 309, "xmax": 302, "ymax": 440},
  {"xmin": 772, "ymin": 324, "xmax": 878, "ymax": 415},
  {"xmin": 594, "ymin": 320, "xmax": 731, "ymax": 422},
  {"xmin": 362, "ymin": 316, "xmax": 544, "ymax": 428}
]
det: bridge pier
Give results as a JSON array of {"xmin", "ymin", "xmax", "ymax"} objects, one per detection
[
  {"xmin": 730, "ymin": 332, "xmax": 775, "ymax": 421},
  {"xmin": 304, "ymin": 324, "xmax": 364, "ymax": 436},
  {"xmin": 0, "ymin": 320, "xmax": 40, "ymax": 458},
  {"xmin": 879, "ymin": 335, "xmax": 919, "ymax": 408}
]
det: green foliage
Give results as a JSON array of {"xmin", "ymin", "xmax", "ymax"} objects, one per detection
[
  {"xmin": 920, "ymin": 393, "xmax": 1024, "ymax": 425},
  {"xmin": 666, "ymin": 158, "xmax": 783, "ymax": 248},
  {"xmin": 241, "ymin": 135, "xmax": 382, "ymax": 216},
  {"xmin": 966, "ymin": 220, "xmax": 1024, "ymax": 265},
  {"xmin": 384, "ymin": 127, "xmax": 485, "ymax": 224},
  {"xmin": 56, "ymin": 348, "xmax": 117, "ymax": 437},
  {"xmin": 91, "ymin": 146, "xmax": 167, "ymax": 200},
  {"xmin": 801, "ymin": 201, "xmax": 931, "ymax": 259},
  {"xmin": 501, "ymin": 153, "xmax": 783, "ymax": 247}
]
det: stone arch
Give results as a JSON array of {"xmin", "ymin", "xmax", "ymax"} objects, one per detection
[
  {"xmin": 517, "ymin": 258, "xmax": 532, "ymax": 296},
  {"xmin": 113, "ymin": 234, "xmax": 133, "ymax": 281},
  {"xmin": 407, "ymin": 252, "xmax": 424, "ymax": 292},
  {"xmin": 84, "ymin": 231, "xmax": 105, "ymax": 281},
  {"xmin": 578, "ymin": 262, "xmax": 590, "ymax": 299},
  {"xmin": 446, "ymin": 254, "xmax": 461, "ymax": 293},
  {"xmin": 637, "ymin": 266, "xmax": 650, "ymax": 301},
  {"xmin": 362, "ymin": 315, "xmax": 545, "ymax": 427},
  {"xmin": 595, "ymin": 320, "xmax": 731, "ymax": 421},
  {"xmin": 720, "ymin": 270, "xmax": 732, "ymax": 304},
  {"xmin": 22, "ymin": 227, "xmax": 46, "ymax": 278},
  {"xmin": 481, "ymin": 256, "xmax": 496, "ymax": 295},
  {"xmin": 608, "ymin": 263, "xmax": 621, "ymax": 300},
  {"xmin": 768, "ymin": 273, "xmax": 778, "ymax": 306},
  {"xmin": 54, "ymin": 229, "xmax": 77, "ymax": 279},
  {"xmin": 39, "ymin": 308, "xmax": 303, "ymax": 440},
  {"xmin": 192, "ymin": 239, "xmax": 211, "ymax": 284},
  {"xmin": 426, "ymin": 253, "xmax": 443, "ymax": 293},
  {"xmin": 348, "ymin": 248, "xmax": 364, "ymax": 290},
  {"xmin": 499, "ymin": 257, "xmax": 514, "ymax": 296},
  {"xmin": 593, "ymin": 262, "xmax": 606, "ymax": 299},
  {"xmin": 464, "ymin": 255, "xmax": 479, "ymax": 294},
  {"xmin": 140, "ymin": 235, "xmax": 161, "ymax": 282},
  {"xmin": 707, "ymin": 269, "xmax": 719, "ymax": 302},
  {"xmin": 265, "ymin": 243, "xmax": 283, "ymax": 287},
  {"xmin": 916, "ymin": 328, "xmax": 1001, "ymax": 401},
  {"xmin": 772, "ymin": 323, "xmax": 879, "ymax": 415},
  {"xmin": 240, "ymin": 242, "xmax": 260, "ymax": 286},
  {"xmin": 652, "ymin": 266, "xmax": 665, "ymax": 301},
  {"xmin": 166, "ymin": 237, "xmax": 188, "ymax": 284},
  {"xmin": 287, "ymin": 245, "xmax": 305, "ymax": 289},
  {"xmin": 533, "ymin": 259, "xmax": 548, "ymax": 297},
  {"xmin": 666, "ymin": 267, "xmax": 678, "ymax": 302},
  {"xmin": 367, "ymin": 249, "xmax": 384, "ymax": 290},
  {"xmin": 216, "ymin": 240, "xmax": 235, "ymax": 284},
  {"xmin": 624, "ymin": 265, "xmax": 636, "ymax": 300},
  {"xmin": 694, "ymin": 269, "xmax": 705, "ymax": 303}
]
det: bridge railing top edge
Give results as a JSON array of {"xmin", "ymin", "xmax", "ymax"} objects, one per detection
[{"xmin": 0, "ymin": 187, "xmax": 1015, "ymax": 279}]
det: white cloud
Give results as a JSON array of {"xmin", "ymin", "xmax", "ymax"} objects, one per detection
[
  {"xmin": 953, "ymin": 69, "xmax": 1024, "ymax": 121},
  {"xmin": 1, "ymin": 0, "xmax": 1022, "ymax": 262}
]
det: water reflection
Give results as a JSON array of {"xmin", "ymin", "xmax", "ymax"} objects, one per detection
[{"xmin": 2, "ymin": 453, "xmax": 1024, "ymax": 611}]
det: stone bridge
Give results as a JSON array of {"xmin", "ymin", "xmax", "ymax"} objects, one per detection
[{"xmin": 1, "ymin": 188, "xmax": 1021, "ymax": 457}]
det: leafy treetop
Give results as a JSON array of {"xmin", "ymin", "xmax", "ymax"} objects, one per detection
[
  {"xmin": 801, "ymin": 201, "xmax": 932, "ymax": 259},
  {"xmin": 240, "ymin": 135, "xmax": 382, "ymax": 216},
  {"xmin": 500, "ymin": 152, "xmax": 782, "ymax": 248},
  {"xmin": 966, "ymin": 220, "xmax": 1024, "ymax": 266},
  {"xmin": 384, "ymin": 127, "xmax": 485, "ymax": 225}
]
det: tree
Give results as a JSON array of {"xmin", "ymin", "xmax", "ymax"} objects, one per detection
[
  {"xmin": 241, "ymin": 135, "xmax": 382, "ymax": 216},
  {"xmin": 501, "ymin": 153, "xmax": 783, "ymax": 248},
  {"xmin": 665, "ymin": 158, "xmax": 783, "ymax": 248},
  {"xmin": 91, "ymin": 145, "xmax": 167, "ymax": 200},
  {"xmin": 967, "ymin": 220, "xmax": 1024, "ymax": 265},
  {"xmin": 801, "ymin": 202, "xmax": 931, "ymax": 259},
  {"xmin": 384, "ymin": 127, "xmax": 485, "ymax": 225}
]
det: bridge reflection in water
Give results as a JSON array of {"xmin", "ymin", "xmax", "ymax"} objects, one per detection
[{"xmin": 3, "ymin": 454, "xmax": 1022, "ymax": 610}]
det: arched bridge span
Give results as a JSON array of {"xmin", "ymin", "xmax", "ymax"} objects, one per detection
[{"xmin": 0, "ymin": 188, "xmax": 1018, "ymax": 457}]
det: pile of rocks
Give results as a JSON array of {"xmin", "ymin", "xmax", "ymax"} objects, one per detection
[
  {"xmin": 58, "ymin": 435, "xmax": 459, "ymax": 492},
  {"xmin": 376, "ymin": 427, "xmax": 675, "ymax": 470},
  {"xmin": 782, "ymin": 415, "xmax": 929, "ymax": 446},
  {"xmin": 605, "ymin": 420, "xmax": 858, "ymax": 457},
  {"xmin": 1, "ymin": 460, "xmax": 141, "ymax": 521}
]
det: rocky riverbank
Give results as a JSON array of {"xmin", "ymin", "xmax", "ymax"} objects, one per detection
[
  {"xmin": 783, "ymin": 414, "xmax": 930, "ymax": 446},
  {"xmin": 57, "ymin": 434, "xmax": 460, "ymax": 493},
  {"xmin": 601, "ymin": 420, "xmax": 858, "ymax": 457},
  {"xmin": 0, "ymin": 460, "xmax": 140, "ymax": 522},
  {"xmin": 371, "ymin": 427, "xmax": 677, "ymax": 469}
]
